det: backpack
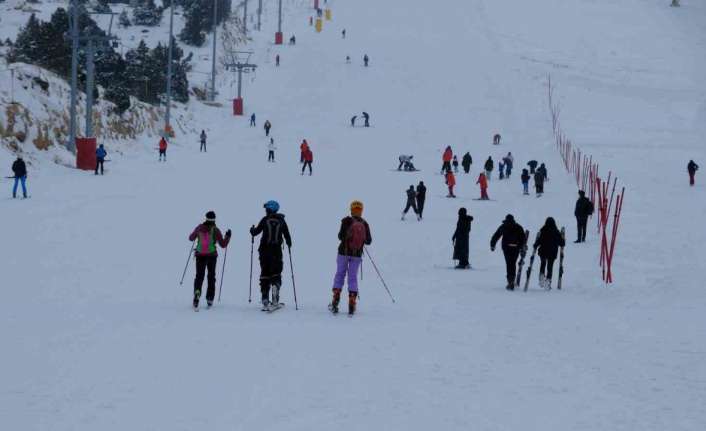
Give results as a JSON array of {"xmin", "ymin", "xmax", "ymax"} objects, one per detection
[
  {"xmin": 588, "ymin": 200, "xmax": 595, "ymax": 215},
  {"xmin": 264, "ymin": 217, "xmax": 283, "ymax": 245},
  {"xmin": 346, "ymin": 218, "xmax": 366, "ymax": 252}
]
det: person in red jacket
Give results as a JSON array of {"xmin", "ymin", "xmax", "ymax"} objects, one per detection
[
  {"xmin": 300, "ymin": 139, "xmax": 309, "ymax": 163},
  {"xmin": 188, "ymin": 211, "xmax": 231, "ymax": 310},
  {"xmin": 158, "ymin": 137, "xmax": 168, "ymax": 162},
  {"xmin": 301, "ymin": 147, "xmax": 313, "ymax": 175},
  {"xmin": 445, "ymin": 169, "xmax": 456, "ymax": 198},
  {"xmin": 441, "ymin": 146, "xmax": 453, "ymax": 173},
  {"xmin": 476, "ymin": 172, "xmax": 489, "ymax": 200}
]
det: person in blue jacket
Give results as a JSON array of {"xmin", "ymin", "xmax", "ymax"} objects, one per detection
[{"xmin": 95, "ymin": 144, "xmax": 107, "ymax": 175}]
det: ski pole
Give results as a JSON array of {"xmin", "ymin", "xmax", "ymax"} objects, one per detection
[
  {"xmin": 248, "ymin": 234, "xmax": 254, "ymax": 303},
  {"xmin": 364, "ymin": 248, "xmax": 395, "ymax": 303},
  {"xmin": 287, "ymin": 246, "xmax": 299, "ymax": 310},
  {"xmin": 179, "ymin": 240, "xmax": 195, "ymax": 285},
  {"xmin": 218, "ymin": 246, "xmax": 228, "ymax": 302}
]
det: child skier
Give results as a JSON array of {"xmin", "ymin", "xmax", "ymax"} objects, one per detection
[
  {"xmin": 250, "ymin": 113, "xmax": 256, "ymax": 127},
  {"xmin": 452, "ymin": 207, "xmax": 473, "ymax": 269},
  {"xmin": 250, "ymin": 201, "xmax": 292, "ymax": 310},
  {"xmin": 188, "ymin": 211, "xmax": 231, "ymax": 310},
  {"xmin": 521, "ymin": 169, "xmax": 530, "ymax": 195},
  {"xmin": 445, "ymin": 169, "xmax": 457, "ymax": 198},
  {"xmin": 330, "ymin": 201, "xmax": 372, "ymax": 315},
  {"xmin": 402, "ymin": 185, "xmax": 419, "ymax": 221},
  {"xmin": 452, "ymin": 155, "xmax": 459, "ymax": 173},
  {"xmin": 158, "ymin": 137, "xmax": 167, "ymax": 161},
  {"xmin": 476, "ymin": 172, "xmax": 489, "ymax": 200}
]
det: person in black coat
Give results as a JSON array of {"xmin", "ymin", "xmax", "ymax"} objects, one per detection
[
  {"xmin": 537, "ymin": 163, "xmax": 548, "ymax": 181},
  {"xmin": 452, "ymin": 208, "xmax": 473, "ymax": 269},
  {"xmin": 461, "ymin": 152, "xmax": 472, "ymax": 174},
  {"xmin": 527, "ymin": 160, "xmax": 538, "ymax": 174},
  {"xmin": 11, "ymin": 156, "xmax": 28, "ymax": 199},
  {"xmin": 401, "ymin": 185, "xmax": 419, "ymax": 220},
  {"xmin": 574, "ymin": 190, "xmax": 594, "ymax": 243},
  {"xmin": 250, "ymin": 201, "xmax": 293, "ymax": 307},
  {"xmin": 416, "ymin": 181, "xmax": 427, "ymax": 219},
  {"xmin": 490, "ymin": 214, "xmax": 527, "ymax": 290},
  {"xmin": 484, "ymin": 157, "xmax": 494, "ymax": 181},
  {"xmin": 534, "ymin": 170, "xmax": 545, "ymax": 195},
  {"xmin": 533, "ymin": 217, "xmax": 565, "ymax": 288},
  {"xmin": 688, "ymin": 160, "xmax": 698, "ymax": 186}
]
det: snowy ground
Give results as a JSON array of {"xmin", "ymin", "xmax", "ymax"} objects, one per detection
[{"xmin": 2, "ymin": 0, "xmax": 705, "ymax": 430}]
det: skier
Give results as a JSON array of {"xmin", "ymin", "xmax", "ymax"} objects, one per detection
[
  {"xmin": 688, "ymin": 160, "xmax": 699, "ymax": 186},
  {"xmin": 476, "ymin": 171, "xmax": 489, "ymax": 200},
  {"xmin": 95, "ymin": 144, "xmax": 107, "ymax": 175},
  {"xmin": 264, "ymin": 120, "xmax": 272, "ymax": 137},
  {"xmin": 490, "ymin": 214, "xmax": 527, "ymax": 290},
  {"xmin": 301, "ymin": 146, "xmax": 313, "ymax": 175},
  {"xmin": 533, "ymin": 217, "xmax": 565, "ymax": 289},
  {"xmin": 452, "ymin": 155, "xmax": 459, "ymax": 173},
  {"xmin": 268, "ymin": 138, "xmax": 276, "ymax": 162},
  {"xmin": 188, "ymin": 211, "xmax": 231, "ymax": 310},
  {"xmin": 499, "ymin": 160, "xmax": 505, "ymax": 180},
  {"xmin": 416, "ymin": 181, "xmax": 426, "ymax": 219},
  {"xmin": 11, "ymin": 155, "xmax": 27, "ymax": 199},
  {"xmin": 534, "ymin": 169, "xmax": 545, "ymax": 196},
  {"xmin": 441, "ymin": 146, "xmax": 453, "ymax": 173},
  {"xmin": 363, "ymin": 54, "xmax": 369, "ymax": 67},
  {"xmin": 330, "ymin": 201, "xmax": 372, "ymax": 315},
  {"xmin": 250, "ymin": 113, "xmax": 256, "ymax": 127},
  {"xmin": 573, "ymin": 190, "xmax": 594, "ymax": 243},
  {"xmin": 275, "ymin": 54, "xmax": 280, "ymax": 67},
  {"xmin": 158, "ymin": 136, "xmax": 167, "ymax": 162},
  {"xmin": 521, "ymin": 168, "xmax": 530, "ymax": 195},
  {"xmin": 484, "ymin": 156, "xmax": 493, "ymax": 181},
  {"xmin": 401, "ymin": 185, "xmax": 419, "ymax": 221},
  {"xmin": 461, "ymin": 152, "xmax": 472, "ymax": 174},
  {"xmin": 346, "ymin": 55, "xmax": 351, "ymax": 64},
  {"xmin": 527, "ymin": 159, "xmax": 538, "ymax": 174},
  {"xmin": 289, "ymin": 35, "xmax": 296, "ymax": 45},
  {"xmin": 504, "ymin": 152, "xmax": 514, "ymax": 178},
  {"xmin": 299, "ymin": 139, "xmax": 309, "ymax": 163},
  {"xmin": 452, "ymin": 207, "xmax": 473, "ymax": 269},
  {"xmin": 362, "ymin": 112, "xmax": 370, "ymax": 127},
  {"xmin": 537, "ymin": 163, "xmax": 548, "ymax": 182},
  {"xmin": 350, "ymin": 115, "xmax": 357, "ymax": 127},
  {"xmin": 493, "ymin": 133, "xmax": 501, "ymax": 145},
  {"xmin": 200, "ymin": 130, "xmax": 207, "ymax": 152},
  {"xmin": 445, "ymin": 169, "xmax": 457, "ymax": 198},
  {"xmin": 398, "ymin": 155, "xmax": 415, "ymax": 171},
  {"xmin": 342, "ymin": 29, "xmax": 346, "ymax": 38},
  {"xmin": 250, "ymin": 200, "xmax": 292, "ymax": 309}
]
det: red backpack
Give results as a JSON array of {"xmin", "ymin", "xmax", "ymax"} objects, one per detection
[{"xmin": 346, "ymin": 218, "xmax": 366, "ymax": 252}]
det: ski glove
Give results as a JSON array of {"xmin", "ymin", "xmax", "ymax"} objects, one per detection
[
  {"xmin": 491, "ymin": 246, "xmax": 495, "ymax": 252},
  {"xmin": 249, "ymin": 226, "xmax": 256, "ymax": 236}
]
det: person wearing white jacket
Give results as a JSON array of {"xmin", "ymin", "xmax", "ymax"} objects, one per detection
[{"xmin": 268, "ymin": 138, "xmax": 277, "ymax": 162}]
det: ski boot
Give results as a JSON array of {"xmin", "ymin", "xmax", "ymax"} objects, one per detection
[
  {"xmin": 261, "ymin": 297, "xmax": 271, "ymax": 311},
  {"xmin": 348, "ymin": 292, "xmax": 358, "ymax": 316},
  {"xmin": 193, "ymin": 290, "xmax": 201, "ymax": 311},
  {"xmin": 271, "ymin": 284, "xmax": 281, "ymax": 306},
  {"xmin": 329, "ymin": 288, "xmax": 341, "ymax": 314},
  {"xmin": 207, "ymin": 300, "xmax": 213, "ymax": 309},
  {"xmin": 545, "ymin": 278, "xmax": 552, "ymax": 290}
]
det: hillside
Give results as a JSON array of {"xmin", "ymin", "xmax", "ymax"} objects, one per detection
[{"xmin": 2, "ymin": 0, "xmax": 705, "ymax": 430}]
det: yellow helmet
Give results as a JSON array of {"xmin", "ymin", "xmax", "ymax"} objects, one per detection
[{"xmin": 350, "ymin": 200, "xmax": 364, "ymax": 216}]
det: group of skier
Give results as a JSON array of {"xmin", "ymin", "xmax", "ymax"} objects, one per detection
[{"xmin": 401, "ymin": 182, "xmax": 427, "ymax": 220}]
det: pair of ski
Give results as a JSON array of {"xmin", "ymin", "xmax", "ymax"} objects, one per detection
[
  {"xmin": 261, "ymin": 303, "xmax": 285, "ymax": 313},
  {"xmin": 328, "ymin": 304, "xmax": 355, "ymax": 318},
  {"xmin": 516, "ymin": 228, "xmax": 565, "ymax": 291}
]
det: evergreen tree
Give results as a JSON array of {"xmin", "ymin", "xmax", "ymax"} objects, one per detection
[
  {"xmin": 132, "ymin": 0, "xmax": 162, "ymax": 26},
  {"xmin": 118, "ymin": 9, "xmax": 131, "ymax": 27},
  {"xmin": 9, "ymin": 14, "xmax": 42, "ymax": 64}
]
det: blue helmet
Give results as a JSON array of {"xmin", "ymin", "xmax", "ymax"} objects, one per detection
[{"xmin": 264, "ymin": 200, "xmax": 280, "ymax": 213}]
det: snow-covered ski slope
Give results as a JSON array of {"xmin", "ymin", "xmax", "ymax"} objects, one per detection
[{"xmin": 3, "ymin": 0, "xmax": 706, "ymax": 430}]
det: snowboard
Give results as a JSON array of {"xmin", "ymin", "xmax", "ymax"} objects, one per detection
[{"xmin": 524, "ymin": 232, "xmax": 540, "ymax": 291}]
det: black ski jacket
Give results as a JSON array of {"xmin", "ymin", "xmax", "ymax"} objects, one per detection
[
  {"xmin": 406, "ymin": 188, "xmax": 416, "ymax": 204},
  {"xmin": 453, "ymin": 214, "xmax": 473, "ymax": 260},
  {"xmin": 688, "ymin": 161, "xmax": 699, "ymax": 174},
  {"xmin": 251, "ymin": 213, "xmax": 292, "ymax": 252},
  {"xmin": 12, "ymin": 159, "xmax": 27, "ymax": 177},
  {"xmin": 484, "ymin": 158, "xmax": 494, "ymax": 171},
  {"xmin": 416, "ymin": 184, "xmax": 426, "ymax": 201},
  {"xmin": 462, "ymin": 153, "xmax": 472, "ymax": 168},
  {"xmin": 574, "ymin": 196, "xmax": 594, "ymax": 219},
  {"xmin": 490, "ymin": 220, "xmax": 526, "ymax": 250},
  {"xmin": 534, "ymin": 171, "xmax": 545, "ymax": 186},
  {"xmin": 534, "ymin": 224, "xmax": 565, "ymax": 260}
]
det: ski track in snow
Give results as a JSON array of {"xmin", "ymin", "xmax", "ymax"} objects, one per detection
[{"xmin": 2, "ymin": 0, "xmax": 706, "ymax": 430}]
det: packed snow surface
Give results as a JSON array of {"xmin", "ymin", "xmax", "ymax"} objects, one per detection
[{"xmin": 2, "ymin": 0, "xmax": 705, "ymax": 430}]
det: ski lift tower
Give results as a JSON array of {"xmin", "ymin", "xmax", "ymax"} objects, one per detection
[{"xmin": 225, "ymin": 51, "xmax": 257, "ymax": 116}]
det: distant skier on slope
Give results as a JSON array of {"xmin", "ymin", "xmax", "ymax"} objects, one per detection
[
  {"xmin": 250, "ymin": 200, "xmax": 292, "ymax": 310},
  {"xmin": 401, "ymin": 185, "xmax": 420, "ymax": 221},
  {"xmin": 521, "ymin": 169, "xmax": 530, "ymax": 195},
  {"xmin": 11, "ymin": 155, "xmax": 28, "ymax": 199},
  {"xmin": 301, "ymin": 146, "xmax": 313, "ymax": 175},
  {"xmin": 476, "ymin": 171, "xmax": 489, "ymax": 200},
  {"xmin": 362, "ymin": 112, "xmax": 370, "ymax": 127},
  {"xmin": 416, "ymin": 181, "xmax": 427, "ymax": 219},
  {"xmin": 200, "ymin": 130, "xmax": 207, "ymax": 152},
  {"xmin": 452, "ymin": 155, "xmax": 459, "ymax": 173},
  {"xmin": 504, "ymin": 152, "xmax": 514, "ymax": 178},
  {"xmin": 452, "ymin": 207, "xmax": 473, "ymax": 269},
  {"xmin": 445, "ymin": 168, "xmax": 457, "ymax": 198},
  {"xmin": 461, "ymin": 152, "xmax": 472, "ymax": 174},
  {"xmin": 158, "ymin": 137, "xmax": 168, "ymax": 162},
  {"xmin": 95, "ymin": 144, "xmax": 107, "ymax": 175},
  {"xmin": 493, "ymin": 133, "xmax": 501, "ymax": 145},
  {"xmin": 499, "ymin": 160, "xmax": 505, "ymax": 180},
  {"xmin": 688, "ymin": 160, "xmax": 699, "ymax": 186},
  {"xmin": 363, "ymin": 54, "xmax": 369, "ymax": 67},
  {"xmin": 527, "ymin": 159, "xmax": 538, "ymax": 174},
  {"xmin": 264, "ymin": 120, "xmax": 272, "ymax": 137},
  {"xmin": 268, "ymin": 138, "xmax": 276, "ymax": 162},
  {"xmin": 534, "ymin": 169, "xmax": 545, "ymax": 196},
  {"xmin": 329, "ymin": 201, "xmax": 372, "ymax": 315},
  {"xmin": 441, "ymin": 146, "xmax": 453, "ymax": 173},
  {"xmin": 533, "ymin": 217, "xmax": 565, "ymax": 289},
  {"xmin": 484, "ymin": 156, "xmax": 494, "ymax": 181},
  {"xmin": 350, "ymin": 115, "xmax": 357, "ymax": 127},
  {"xmin": 250, "ymin": 113, "xmax": 256, "ymax": 127},
  {"xmin": 537, "ymin": 163, "xmax": 548, "ymax": 182},
  {"xmin": 398, "ymin": 155, "xmax": 416, "ymax": 171},
  {"xmin": 490, "ymin": 214, "xmax": 527, "ymax": 290},
  {"xmin": 573, "ymin": 190, "xmax": 594, "ymax": 243},
  {"xmin": 188, "ymin": 211, "xmax": 231, "ymax": 310},
  {"xmin": 300, "ymin": 139, "xmax": 309, "ymax": 163}
]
